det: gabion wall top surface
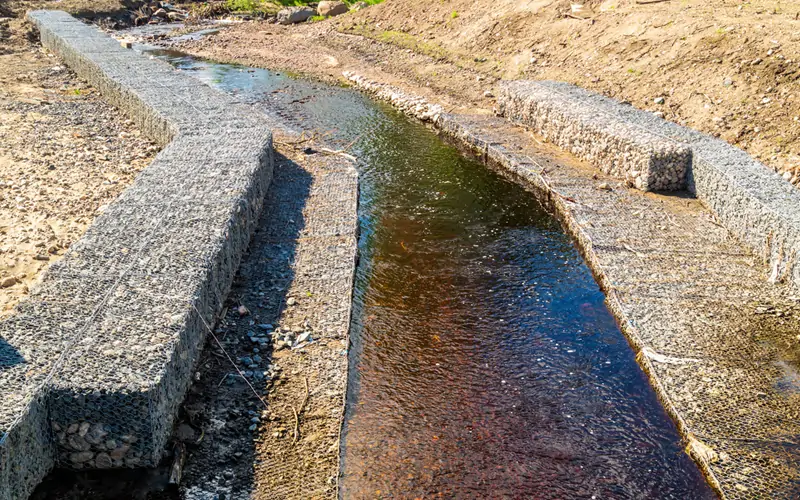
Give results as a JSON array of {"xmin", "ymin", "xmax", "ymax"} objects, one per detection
[{"xmin": 0, "ymin": 11, "xmax": 274, "ymax": 499}]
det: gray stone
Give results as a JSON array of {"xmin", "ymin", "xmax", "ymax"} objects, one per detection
[
  {"xmin": 69, "ymin": 451, "xmax": 94, "ymax": 464},
  {"xmin": 67, "ymin": 434, "xmax": 90, "ymax": 452},
  {"xmin": 77, "ymin": 422, "xmax": 90, "ymax": 437},
  {"xmin": 109, "ymin": 444, "xmax": 130, "ymax": 460},
  {"xmin": 175, "ymin": 423, "xmax": 197, "ymax": 443},
  {"xmin": 84, "ymin": 424, "xmax": 107, "ymax": 445},
  {"xmin": 317, "ymin": 1, "xmax": 348, "ymax": 17},
  {"xmin": 276, "ymin": 7, "xmax": 316, "ymax": 25}
]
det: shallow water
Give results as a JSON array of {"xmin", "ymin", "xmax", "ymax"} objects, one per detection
[
  {"xmin": 37, "ymin": 46, "xmax": 715, "ymax": 499},
  {"xmin": 144, "ymin": 51, "xmax": 715, "ymax": 499}
]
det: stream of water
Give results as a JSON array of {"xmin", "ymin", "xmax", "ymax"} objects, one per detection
[
  {"xmin": 36, "ymin": 46, "xmax": 715, "ymax": 499},
  {"xmin": 150, "ymin": 51, "xmax": 713, "ymax": 499}
]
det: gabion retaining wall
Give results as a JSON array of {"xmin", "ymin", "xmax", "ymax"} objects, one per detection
[
  {"xmin": 498, "ymin": 80, "xmax": 800, "ymax": 292},
  {"xmin": 496, "ymin": 80, "xmax": 692, "ymax": 192},
  {"xmin": 0, "ymin": 11, "xmax": 274, "ymax": 499}
]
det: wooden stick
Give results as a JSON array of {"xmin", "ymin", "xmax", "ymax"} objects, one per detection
[
  {"xmin": 169, "ymin": 441, "xmax": 187, "ymax": 486},
  {"xmin": 291, "ymin": 377, "xmax": 311, "ymax": 446}
]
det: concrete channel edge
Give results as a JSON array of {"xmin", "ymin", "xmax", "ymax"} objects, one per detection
[{"xmin": 0, "ymin": 11, "xmax": 274, "ymax": 499}]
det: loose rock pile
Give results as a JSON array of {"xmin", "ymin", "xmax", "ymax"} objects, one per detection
[
  {"xmin": 342, "ymin": 71, "xmax": 444, "ymax": 122},
  {"xmin": 277, "ymin": 1, "xmax": 350, "ymax": 25},
  {"xmin": 133, "ymin": 1, "xmax": 188, "ymax": 26}
]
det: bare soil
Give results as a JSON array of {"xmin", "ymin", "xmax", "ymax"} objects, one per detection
[
  {"xmin": 176, "ymin": 0, "xmax": 800, "ymax": 185},
  {"xmin": 0, "ymin": 10, "xmax": 154, "ymax": 317}
]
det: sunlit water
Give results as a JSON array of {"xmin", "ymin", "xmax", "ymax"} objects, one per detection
[{"xmin": 41, "ymin": 46, "xmax": 715, "ymax": 499}]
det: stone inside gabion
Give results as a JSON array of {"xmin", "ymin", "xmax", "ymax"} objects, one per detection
[{"xmin": 1, "ymin": 11, "xmax": 274, "ymax": 500}]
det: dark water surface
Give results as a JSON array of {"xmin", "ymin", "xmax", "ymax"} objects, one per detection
[{"xmin": 43, "ymin": 46, "xmax": 714, "ymax": 499}]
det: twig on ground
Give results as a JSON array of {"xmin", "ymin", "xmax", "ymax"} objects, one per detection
[
  {"xmin": 340, "ymin": 133, "xmax": 363, "ymax": 153},
  {"xmin": 290, "ymin": 404, "xmax": 300, "ymax": 444},
  {"xmin": 538, "ymin": 167, "xmax": 581, "ymax": 205},
  {"xmin": 319, "ymin": 147, "xmax": 357, "ymax": 161},
  {"xmin": 292, "ymin": 376, "xmax": 311, "ymax": 446}
]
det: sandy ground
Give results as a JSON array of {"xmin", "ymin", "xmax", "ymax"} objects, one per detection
[
  {"xmin": 0, "ymin": 12, "xmax": 155, "ymax": 316},
  {"xmin": 175, "ymin": 0, "xmax": 800, "ymax": 185}
]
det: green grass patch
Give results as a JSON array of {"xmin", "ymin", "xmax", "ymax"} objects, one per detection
[
  {"xmin": 374, "ymin": 30, "xmax": 448, "ymax": 60},
  {"xmin": 220, "ymin": 0, "xmax": 384, "ymax": 16},
  {"xmin": 273, "ymin": 0, "xmax": 384, "ymax": 6},
  {"xmin": 226, "ymin": 0, "xmax": 260, "ymax": 11}
]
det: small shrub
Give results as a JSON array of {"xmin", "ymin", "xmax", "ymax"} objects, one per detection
[{"xmin": 226, "ymin": 0, "xmax": 259, "ymax": 11}]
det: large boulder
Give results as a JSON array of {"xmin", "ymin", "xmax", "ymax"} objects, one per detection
[
  {"xmin": 276, "ymin": 6, "xmax": 316, "ymax": 25},
  {"xmin": 317, "ymin": 1, "xmax": 348, "ymax": 17}
]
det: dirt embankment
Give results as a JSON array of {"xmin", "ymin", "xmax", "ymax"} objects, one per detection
[
  {"xmin": 0, "ymin": 7, "xmax": 155, "ymax": 316},
  {"xmin": 177, "ymin": 0, "xmax": 800, "ymax": 184}
]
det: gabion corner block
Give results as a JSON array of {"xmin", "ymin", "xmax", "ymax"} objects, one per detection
[
  {"xmin": 497, "ymin": 79, "xmax": 800, "ymax": 292},
  {"xmin": 496, "ymin": 80, "xmax": 692, "ymax": 192},
  {"xmin": 0, "ymin": 11, "xmax": 275, "ymax": 499}
]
